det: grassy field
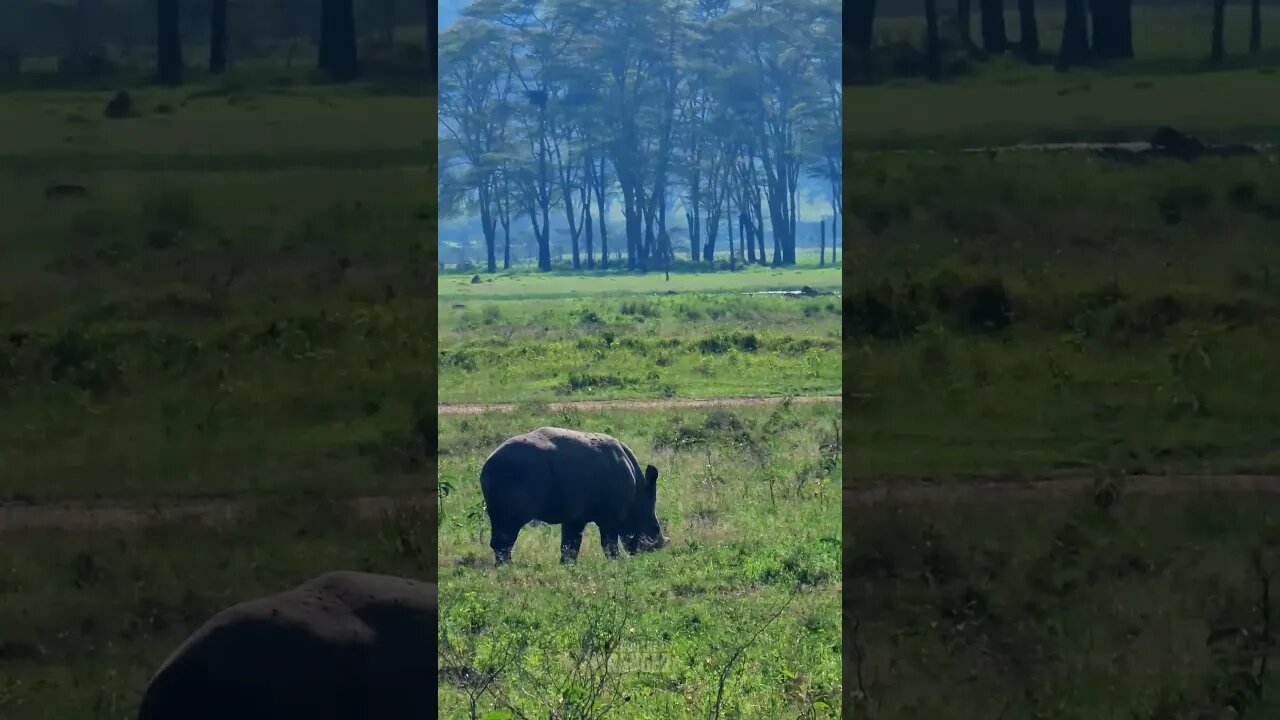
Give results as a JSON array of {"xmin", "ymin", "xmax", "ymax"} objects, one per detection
[
  {"xmin": 437, "ymin": 403, "xmax": 842, "ymax": 718},
  {"xmin": 843, "ymin": 152, "xmax": 1280, "ymax": 480},
  {"xmin": 0, "ymin": 67, "xmax": 436, "ymax": 718},
  {"xmin": 845, "ymin": 29, "xmax": 1280, "ymax": 711},
  {"xmin": 0, "ymin": 503, "xmax": 437, "ymax": 720},
  {"xmin": 438, "ymin": 269, "xmax": 842, "ymax": 404},
  {"xmin": 0, "ymin": 79, "xmax": 435, "ymax": 503},
  {"xmin": 847, "ymin": 6, "xmax": 1280, "ymax": 148},
  {"xmin": 847, "ymin": 489, "xmax": 1280, "ymax": 719}
]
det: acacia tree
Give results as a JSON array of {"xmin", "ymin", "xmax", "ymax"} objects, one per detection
[
  {"xmin": 980, "ymin": 0, "xmax": 1007, "ymax": 55},
  {"xmin": 439, "ymin": 19, "xmax": 516, "ymax": 272},
  {"xmin": 1057, "ymin": 0, "xmax": 1089, "ymax": 70},
  {"xmin": 1210, "ymin": 0, "xmax": 1226, "ymax": 64},
  {"xmin": 318, "ymin": 0, "xmax": 358, "ymax": 81},
  {"xmin": 438, "ymin": 0, "xmax": 837, "ymax": 272},
  {"xmin": 156, "ymin": 0, "xmax": 182, "ymax": 85},
  {"xmin": 1018, "ymin": 0, "xmax": 1039, "ymax": 60},
  {"xmin": 210, "ymin": 0, "xmax": 227, "ymax": 73},
  {"xmin": 1251, "ymin": 0, "xmax": 1262, "ymax": 55}
]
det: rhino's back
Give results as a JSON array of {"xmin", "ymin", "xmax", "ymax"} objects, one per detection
[
  {"xmin": 139, "ymin": 573, "xmax": 436, "ymax": 720},
  {"xmin": 486, "ymin": 427, "xmax": 638, "ymax": 481},
  {"xmin": 481, "ymin": 427, "xmax": 642, "ymax": 520}
]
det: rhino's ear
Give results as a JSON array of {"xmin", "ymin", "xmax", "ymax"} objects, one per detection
[{"xmin": 645, "ymin": 465, "xmax": 659, "ymax": 485}]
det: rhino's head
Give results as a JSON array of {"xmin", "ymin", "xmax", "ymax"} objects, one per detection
[{"xmin": 623, "ymin": 464, "xmax": 667, "ymax": 554}]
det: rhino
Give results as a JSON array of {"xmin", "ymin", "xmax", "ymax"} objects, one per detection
[
  {"xmin": 137, "ymin": 571, "xmax": 437, "ymax": 720},
  {"xmin": 480, "ymin": 426, "xmax": 667, "ymax": 565}
]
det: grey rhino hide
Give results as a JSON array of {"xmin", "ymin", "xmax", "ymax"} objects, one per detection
[
  {"xmin": 137, "ymin": 571, "xmax": 437, "ymax": 720},
  {"xmin": 481, "ymin": 426, "xmax": 663, "ymax": 562}
]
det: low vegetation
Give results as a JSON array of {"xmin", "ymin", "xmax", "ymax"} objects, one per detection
[{"xmin": 438, "ymin": 403, "xmax": 842, "ymax": 718}]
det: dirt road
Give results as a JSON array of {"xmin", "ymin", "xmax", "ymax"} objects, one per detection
[{"xmin": 5, "ymin": 474, "xmax": 1279, "ymax": 532}]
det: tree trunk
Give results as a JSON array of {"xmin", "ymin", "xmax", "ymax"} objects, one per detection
[
  {"xmin": 319, "ymin": 0, "xmax": 359, "ymax": 82},
  {"xmin": 847, "ymin": 0, "xmax": 878, "ymax": 51},
  {"xmin": 1251, "ymin": 0, "xmax": 1262, "ymax": 54},
  {"xmin": 1210, "ymin": 0, "xmax": 1226, "ymax": 64},
  {"xmin": 819, "ymin": 219, "xmax": 826, "ymax": 267},
  {"xmin": 209, "ymin": 0, "xmax": 227, "ymax": 74},
  {"xmin": 958, "ymin": 0, "xmax": 975, "ymax": 53},
  {"xmin": 1090, "ymin": 0, "xmax": 1132, "ymax": 60},
  {"xmin": 427, "ymin": 0, "xmax": 437, "ymax": 80},
  {"xmin": 1017, "ymin": 0, "xmax": 1039, "ymax": 61},
  {"xmin": 980, "ymin": 0, "xmax": 1008, "ymax": 55},
  {"xmin": 1057, "ymin": 0, "xmax": 1090, "ymax": 70},
  {"xmin": 156, "ymin": 0, "xmax": 183, "ymax": 85},
  {"xmin": 594, "ymin": 155, "xmax": 610, "ymax": 270},
  {"xmin": 924, "ymin": 0, "xmax": 941, "ymax": 80}
]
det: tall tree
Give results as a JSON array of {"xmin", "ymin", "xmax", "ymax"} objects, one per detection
[
  {"xmin": 980, "ymin": 0, "xmax": 1008, "ymax": 55},
  {"xmin": 156, "ymin": 0, "xmax": 182, "ymax": 85},
  {"xmin": 319, "ymin": 0, "xmax": 359, "ymax": 81},
  {"xmin": 1250, "ymin": 0, "xmax": 1262, "ymax": 55},
  {"xmin": 1210, "ymin": 0, "xmax": 1226, "ymax": 64},
  {"xmin": 957, "ymin": 0, "xmax": 975, "ymax": 53},
  {"xmin": 1090, "ymin": 0, "xmax": 1132, "ymax": 60},
  {"xmin": 1057, "ymin": 0, "xmax": 1089, "ymax": 70},
  {"xmin": 209, "ymin": 0, "xmax": 227, "ymax": 74},
  {"xmin": 428, "ymin": 0, "xmax": 437, "ymax": 80},
  {"xmin": 847, "ymin": 0, "xmax": 877, "ymax": 52},
  {"xmin": 1017, "ymin": 0, "xmax": 1039, "ymax": 61},
  {"xmin": 924, "ymin": 0, "xmax": 941, "ymax": 80}
]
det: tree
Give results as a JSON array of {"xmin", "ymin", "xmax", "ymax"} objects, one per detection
[
  {"xmin": 1090, "ymin": 0, "xmax": 1132, "ymax": 60},
  {"xmin": 924, "ymin": 0, "xmax": 941, "ymax": 80},
  {"xmin": 319, "ymin": 0, "xmax": 359, "ymax": 81},
  {"xmin": 1057, "ymin": 0, "xmax": 1089, "ymax": 70},
  {"xmin": 156, "ymin": 0, "xmax": 182, "ymax": 85},
  {"xmin": 847, "ymin": 0, "xmax": 877, "ymax": 52},
  {"xmin": 1017, "ymin": 0, "xmax": 1039, "ymax": 61},
  {"xmin": 1251, "ymin": 0, "xmax": 1262, "ymax": 55},
  {"xmin": 438, "ymin": 0, "xmax": 836, "ymax": 271},
  {"xmin": 428, "ymin": 0, "xmax": 438, "ymax": 80},
  {"xmin": 957, "ymin": 0, "xmax": 975, "ymax": 53},
  {"xmin": 209, "ymin": 0, "xmax": 227, "ymax": 74},
  {"xmin": 1210, "ymin": 0, "xmax": 1226, "ymax": 64},
  {"xmin": 980, "ymin": 0, "xmax": 1007, "ymax": 55}
]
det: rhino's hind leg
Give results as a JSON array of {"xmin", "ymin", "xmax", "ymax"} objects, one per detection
[
  {"xmin": 560, "ymin": 522, "xmax": 586, "ymax": 564},
  {"xmin": 490, "ymin": 523, "xmax": 521, "ymax": 566}
]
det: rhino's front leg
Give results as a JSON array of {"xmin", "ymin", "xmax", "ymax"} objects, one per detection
[
  {"xmin": 560, "ymin": 522, "xmax": 586, "ymax": 564},
  {"xmin": 490, "ymin": 523, "xmax": 521, "ymax": 567},
  {"xmin": 599, "ymin": 528, "xmax": 621, "ymax": 560}
]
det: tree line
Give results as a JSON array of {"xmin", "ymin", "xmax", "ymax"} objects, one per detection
[
  {"xmin": 0, "ymin": 0, "xmax": 438, "ymax": 84},
  {"xmin": 438, "ymin": 0, "xmax": 841, "ymax": 274},
  {"xmin": 846, "ymin": 0, "xmax": 1266, "ymax": 79}
]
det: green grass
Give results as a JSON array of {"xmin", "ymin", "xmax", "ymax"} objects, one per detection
[
  {"xmin": 843, "ymin": 151, "xmax": 1280, "ymax": 479},
  {"xmin": 438, "ymin": 264, "xmax": 841, "ymax": 301},
  {"xmin": 437, "ymin": 403, "xmax": 841, "ymax": 719},
  {"xmin": 438, "ymin": 291, "xmax": 841, "ymax": 404},
  {"xmin": 0, "ymin": 84, "xmax": 435, "ymax": 502},
  {"xmin": 847, "ymin": 5, "xmax": 1280, "ymax": 149},
  {"xmin": 844, "ymin": 145, "xmax": 1280, "ymax": 719},
  {"xmin": 845, "ymin": 66, "xmax": 1280, "ymax": 149},
  {"xmin": 0, "ymin": 503, "xmax": 437, "ymax": 720},
  {"xmin": 0, "ymin": 85, "xmax": 433, "ymax": 162},
  {"xmin": 846, "ymin": 488, "xmax": 1280, "ymax": 719}
]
